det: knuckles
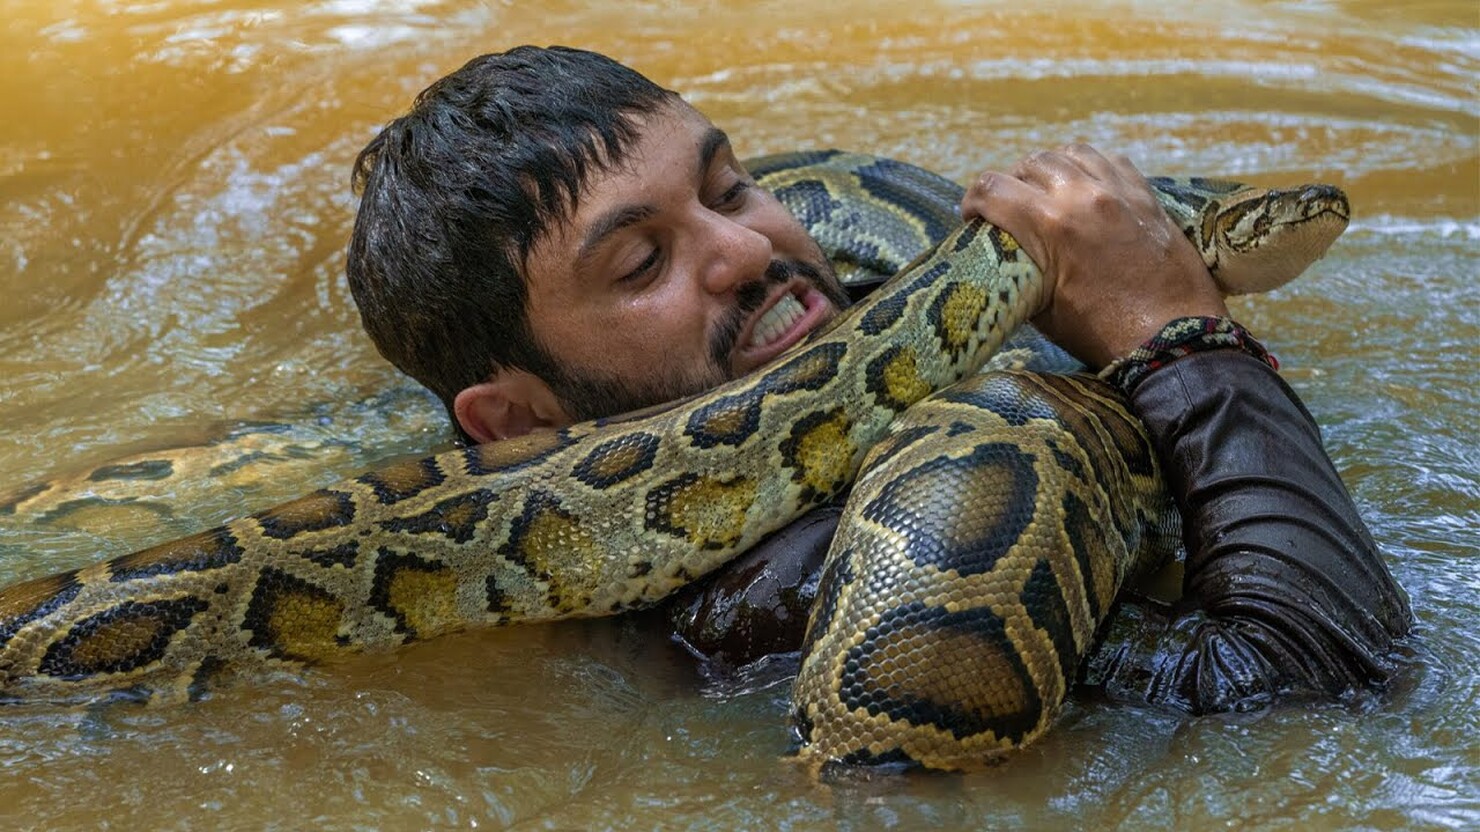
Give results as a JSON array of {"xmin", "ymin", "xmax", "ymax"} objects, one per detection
[{"xmin": 961, "ymin": 144, "xmax": 1157, "ymax": 241}]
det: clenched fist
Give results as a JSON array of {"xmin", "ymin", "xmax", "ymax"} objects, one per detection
[{"xmin": 960, "ymin": 144, "xmax": 1229, "ymax": 369}]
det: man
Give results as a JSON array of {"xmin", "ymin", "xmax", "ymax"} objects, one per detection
[{"xmin": 346, "ymin": 46, "xmax": 1411, "ymax": 714}]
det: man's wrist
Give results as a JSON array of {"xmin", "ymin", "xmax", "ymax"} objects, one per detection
[{"xmin": 1097, "ymin": 316, "xmax": 1279, "ymax": 394}]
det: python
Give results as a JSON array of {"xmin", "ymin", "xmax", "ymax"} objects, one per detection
[{"xmin": 0, "ymin": 151, "xmax": 1348, "ymax": 771}]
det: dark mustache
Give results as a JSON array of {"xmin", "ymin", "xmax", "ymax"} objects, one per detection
[{"xmin": 708, "ymin": 259, "xmax": 816, "ymax": 370}]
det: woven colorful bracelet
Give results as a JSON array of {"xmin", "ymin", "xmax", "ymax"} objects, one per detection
[{"xmin": 1097, "ymin": 316, "xmax": 1279, "ymax": 393}]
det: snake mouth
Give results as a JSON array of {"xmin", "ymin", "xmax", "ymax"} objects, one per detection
[{"xmin": 733, "ymin": 283, "xmax": 834, "ymax": 374}]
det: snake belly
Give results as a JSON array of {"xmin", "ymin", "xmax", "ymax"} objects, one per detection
[{"xmin": 0, "ymin": 152, "xmax": 1349, "ymax": 771}]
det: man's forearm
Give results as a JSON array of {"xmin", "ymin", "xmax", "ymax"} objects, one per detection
[{"xmin": 1083, "ymin": 349, "xmax": 1413, "ymax": 711}]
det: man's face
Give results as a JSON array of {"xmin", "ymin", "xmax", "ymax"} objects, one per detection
[{"xmin": 522, "ymin": 102, "xmax": 848, "ymax": 422}]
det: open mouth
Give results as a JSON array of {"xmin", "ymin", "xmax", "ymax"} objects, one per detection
[
  {"xmin": 734, "ymin": 283, "xmax": 833, "ymax": 372},
  {"xmin": 749, "ymin": 292, "xmax": 807, "ymax": 349}
]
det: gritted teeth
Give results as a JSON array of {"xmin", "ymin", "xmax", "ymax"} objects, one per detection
[{"xmin": 748, "ymin": 293, "xmax": 806, "ymax": 349}]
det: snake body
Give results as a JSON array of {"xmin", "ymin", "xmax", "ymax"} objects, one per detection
[
  {"xmin": 792, "ymin": 368, "xmax": 1177, "ymax": 770},
  {"xmin": 0, "ymin": 152, "xmax": 1349, "ymax": 770}
]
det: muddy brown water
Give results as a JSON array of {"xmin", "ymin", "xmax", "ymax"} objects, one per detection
[{"xmin": 1, "ymin": 1, "xmax": 1476, "ymax": 828}]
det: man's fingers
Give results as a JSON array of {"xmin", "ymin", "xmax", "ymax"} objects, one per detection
[
  {"xmin": 1059, "ymin": 142, "xmax": 1124, "ymax": 182},
  {"xmin": 958, "ymin": 143, "xmax": 1226, "ymax": 367},
  {"xmin": 1009, "ymin": 147, "xmax": 1094, "ymax": 191},
  {"xmin": 1064, "ymin": 144, "xmax": 1159, "ymax": 201},
  {"xmin": 958, "ymin": 170, "xmax": 1051, "ymax": 270}
]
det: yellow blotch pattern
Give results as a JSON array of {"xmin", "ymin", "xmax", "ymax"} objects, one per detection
[
  {"xmin": 937, "ymin": 283, "xmax": 988, "ymax": 352},
  {"xmin": 383, "ymin": 565, "xmax": 460, "ymax": 638},
  {"xmin": 789, "ymin": 411, "xmax": 855, "ymax": 496},
  {"xmin": 514, "ymin": 505, "xmax": 604, "ymax": 610},
  {"xmin": 992, "ymin": 227, "xmax": 1021, "ymax": 256},
  {"xmin": 264, "ymin": 589, "xmax": 345, "ymax": 662},
  {"xmin": 661, "ymin": 476, "xmax": 758, "ymax": 550},
  {"xmin": 882, "ymin": 348, "xmax": 934, "ymax": 410}
]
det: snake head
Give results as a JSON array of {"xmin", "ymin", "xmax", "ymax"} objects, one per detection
[{"xmin": 1209, "ymin": 182, "xmax": 1352, "ymax": 295}]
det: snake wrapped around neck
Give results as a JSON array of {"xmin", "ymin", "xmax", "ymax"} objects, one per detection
[{"xmin": 0, "ymin": 150, "xmax": 1350, "ymax": 771}]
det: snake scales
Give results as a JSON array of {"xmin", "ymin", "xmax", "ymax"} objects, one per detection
[{"xmin": 0, "ymin": 151, "xmax": 1349, "ymax": 771}]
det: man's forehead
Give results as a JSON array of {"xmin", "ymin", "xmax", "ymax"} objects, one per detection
[
  {"xmin": 595, "ymin": 101, "xmax": 725, "ymax": 191},
  {"xmin": 529, "ymin": 102, "xmax": 727, "ymax": 260}
]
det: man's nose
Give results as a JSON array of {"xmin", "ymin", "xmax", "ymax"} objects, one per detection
[{"xmin": 699, "ymin": 214, "xmax": 772, "ymax": 296}]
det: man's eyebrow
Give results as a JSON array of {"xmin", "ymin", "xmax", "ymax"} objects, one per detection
[
  {"xmin": 573, "ymin": 126, "xmax": 733, "ymax": 276},
  {"xmin": 697, "ymin": 126, "xmax": 731, "ymax": 179}
]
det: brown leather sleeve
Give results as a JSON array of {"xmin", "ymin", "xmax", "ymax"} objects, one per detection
[
  {"xmin": 1081, "ymin": 350, "xmax": 1413, "ymax": 711},
  {"xmin": 668, "ymin": 506, "xmax": 839, "ymax": 667}
]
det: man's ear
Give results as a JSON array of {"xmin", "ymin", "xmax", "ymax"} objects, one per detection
[{"xmin": 453, "ymin": 369, "xmax": 571, "ymax": 444}]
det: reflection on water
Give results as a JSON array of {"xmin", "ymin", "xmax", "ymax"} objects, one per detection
[{"xmin": 1, "ymin": 0, "xmax": 1476, "ymax": 828}]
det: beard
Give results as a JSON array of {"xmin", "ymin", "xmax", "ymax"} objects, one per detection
[{"xmin": 546, "ymin": 255, "xmax": 848, "ymax": 423}]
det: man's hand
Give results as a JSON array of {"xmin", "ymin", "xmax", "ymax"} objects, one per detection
[{"xmin": 959, "ymin": 144, "xmax": 1228, "ymax": 369}]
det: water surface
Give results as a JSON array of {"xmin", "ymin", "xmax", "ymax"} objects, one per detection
[{"xmin": 0, "ymin": 1, "xmax": 1476, "ymax": 828}]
